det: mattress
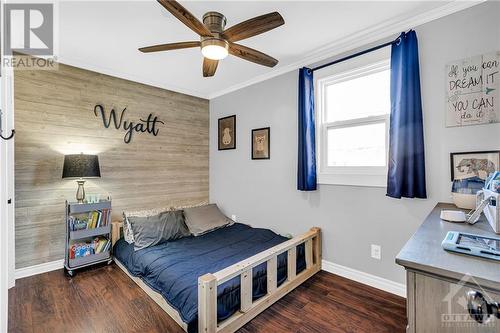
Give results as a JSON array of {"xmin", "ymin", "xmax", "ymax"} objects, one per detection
[{"xmin": 113, "ymin": 223, "xmax": 306, "ymax": 333}]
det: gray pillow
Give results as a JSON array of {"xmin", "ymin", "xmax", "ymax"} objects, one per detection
[
  {"xmin": 128, "ymin": 210, "xmax": 190, "ymax": 251},
  {"xmin": 183, "ymin": 204, "xmax": 233, "ymax": 236},
  {"xmin": 122, "ymin": 201, "xmax": 209, "ymax": 244}
]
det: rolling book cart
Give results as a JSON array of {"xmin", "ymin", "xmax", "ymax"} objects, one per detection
[{"xmin": 64, "ymin": 200, "xmax": 113, "ymax": 277}]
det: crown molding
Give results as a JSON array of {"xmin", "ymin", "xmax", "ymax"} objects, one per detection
[
  {"xmin": 208, "ymin": 0, "xmax": 485, "ymax": 99},
  {"xmin": 56, "ymin": 55, "xmax": 210, "ymax": 100}
]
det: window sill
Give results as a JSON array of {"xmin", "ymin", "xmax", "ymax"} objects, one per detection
[{"xmin": 317, "ymin": 173, "xmax": 387, "ymax": 188}]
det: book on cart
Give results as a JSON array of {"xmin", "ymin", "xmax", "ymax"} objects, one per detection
[{"xmin": 68, "ymin": 208, "xmax": 111, "ymax": 231}]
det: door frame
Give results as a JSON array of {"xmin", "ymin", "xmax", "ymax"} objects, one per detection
[{"xmin": 1, "ymin": 2, "xmax": 16, "ymax": 329}]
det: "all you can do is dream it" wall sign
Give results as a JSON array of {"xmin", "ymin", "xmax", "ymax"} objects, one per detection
[{"xmin": 446, "ymin": 51, "xmax": 499, "ymax": 127}]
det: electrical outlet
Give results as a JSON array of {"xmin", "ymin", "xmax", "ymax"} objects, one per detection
[
  {"xmin": 231, "ymin": 214, "xmax": 237, "ymax": 222},
  {"xmin": 371, "ymin": 244, "xmax": 381, "ymax": 260}
]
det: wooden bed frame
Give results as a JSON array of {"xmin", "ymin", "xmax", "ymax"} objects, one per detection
[{"xmin": 111, "ymin": 222, "xmax": 321, "ymax": 333}]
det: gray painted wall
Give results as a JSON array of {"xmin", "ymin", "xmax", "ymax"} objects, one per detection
[{"xmin": 210, "ymin": 2, "xmax": 500, "ymax": 285}]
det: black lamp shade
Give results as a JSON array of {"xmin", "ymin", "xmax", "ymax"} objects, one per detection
[{"xmin": 62, "ymin": 154, "xmax": 101, "ymax": 179}]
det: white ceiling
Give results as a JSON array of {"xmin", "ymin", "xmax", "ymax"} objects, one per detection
[{"xmin": 57, "ymin": 1, "xmax": 479, "ymax": 99}]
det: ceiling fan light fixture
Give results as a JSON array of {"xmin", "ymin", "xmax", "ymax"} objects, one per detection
[
  {"xmin": 201, "ymin": 38, "xmax": 228, "ymax": 60},
  {"xmin": 140, "ymin": 1, "xmax": 284, "ymax": 77}
]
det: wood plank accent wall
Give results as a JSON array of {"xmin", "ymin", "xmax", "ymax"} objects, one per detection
[{"xmin": 14, "ymin": 60, "xmax": 209, "ymax": 268}]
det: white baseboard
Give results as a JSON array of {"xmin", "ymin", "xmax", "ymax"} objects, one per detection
[
  {"xmin": 321, "ymin": 260, "xmax": 406, "ymax": 298},
  {"xmin": 15, "ymin": 259, "xmax": 64, "ymax": 280}
]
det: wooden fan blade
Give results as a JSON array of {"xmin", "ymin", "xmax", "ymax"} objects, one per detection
[
  {"xmin": 139, "ymin": 41, "xmax": 200, "ymax": 53},
  {"xmin": 222, "ymin": 12, "xmax": 284, "ymax": 42},
  {"xmin": 157, "ymin": 0, "xmax": 212, "ymax": 37},
  {"xmin": 228, "ymin": 43, "xmax": 278, "ymax": 67},
  {"xmin": 203, "ymin": 58, "xmax": 218, "ymax": 77}
]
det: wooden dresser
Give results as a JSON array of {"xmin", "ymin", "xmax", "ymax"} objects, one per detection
[{"xmin": 396, "ymin": 203, "xmax": 500, "ymax": 333}]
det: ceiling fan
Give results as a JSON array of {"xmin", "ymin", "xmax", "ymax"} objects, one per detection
[{"xmin": 139, "ymin": 0, "xmax": 284, "ymax": 77}]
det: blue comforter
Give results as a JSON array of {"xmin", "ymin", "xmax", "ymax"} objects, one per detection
[{"xmin": 114, "ymin": 223, "xmax": 305, "ymax": 333}]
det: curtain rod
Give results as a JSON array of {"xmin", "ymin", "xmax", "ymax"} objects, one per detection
[{"xmin": 311, "ymin": 35, "xmax": 401, "ymax": 72}]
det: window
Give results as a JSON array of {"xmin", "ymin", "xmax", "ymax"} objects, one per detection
[{"xmin": 316, "ymin": 58, "xmax": 390, "ymax": 187}]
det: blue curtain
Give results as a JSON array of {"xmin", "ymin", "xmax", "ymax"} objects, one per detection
[
  {"xmin": 387, "ymin": 30, "xmax": 427, "ymax": 199},
  {"xmin": 297, "ymin": 67, "xmax": 317, "ymax": 191}
]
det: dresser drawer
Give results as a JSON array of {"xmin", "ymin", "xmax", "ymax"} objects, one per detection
[{"xmin": 413, "ymin": 273, "xmax": 500, "ymax": 333}]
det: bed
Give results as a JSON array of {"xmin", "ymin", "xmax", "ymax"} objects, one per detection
[{"xmin": 112, "ymin": 221, "xmax": 321, "ymax": 333}]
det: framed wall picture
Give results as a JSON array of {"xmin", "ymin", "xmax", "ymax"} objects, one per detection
[
  {"xmin": 218, "ymin": 115, "xmax": 236, "ymax": 150},
  {"xmin": 445, "ymin": 52, "xmax": 500, "ymax": 127},
  {"xmin": 450, "ymin": 150, "xmax": 500, "ymax": 181},
  {"xmin": 251, "ymin": 127, "xmax": 270, "ymax": 160}
]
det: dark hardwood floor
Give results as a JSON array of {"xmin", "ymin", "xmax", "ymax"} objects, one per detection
[{"xmin": 9, "ymin": 264, "xmax": 406, "ymax": 333}]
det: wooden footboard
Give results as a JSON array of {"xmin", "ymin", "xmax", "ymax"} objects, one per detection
[
  {"xmin": 198, "ymin": 227, "xmax": 322, "ymax": 333},
  {"xmin": 111, "ymin": 222, "xmax": 322, "ymax": 333}
]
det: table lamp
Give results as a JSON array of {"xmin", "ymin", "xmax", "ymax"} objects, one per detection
[{"xmin": 62, "ymin": 153, "xmax": 101, "ymax": 203}]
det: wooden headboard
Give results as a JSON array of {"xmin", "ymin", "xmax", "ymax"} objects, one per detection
[{"xmin": 111, "ymin": 221, "xmax": 124, "ymax": 248}]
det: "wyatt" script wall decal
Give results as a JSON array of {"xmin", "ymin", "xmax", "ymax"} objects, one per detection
[{"xmin": 93, "ymin": 104, "xmax": 165, "ymax": 143}]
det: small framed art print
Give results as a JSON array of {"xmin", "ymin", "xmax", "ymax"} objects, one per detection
[
  {"xmin": 251, "ymin": 127, "xmax": 270, "ymax": 160},
  {"xmin": 218, "ymin": 115, "xmax": 236, "ymax": 150},
  {"xmin": 450, "ymin": 150, "xmax": 500, "ymax": 181}
]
